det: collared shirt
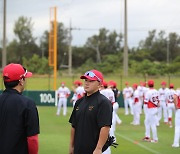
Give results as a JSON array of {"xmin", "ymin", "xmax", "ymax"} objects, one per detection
[{"xmin": 69, "ymin": 91, "xmax": 112, "ymax": 154}]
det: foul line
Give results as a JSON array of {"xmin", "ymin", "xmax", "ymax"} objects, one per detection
[{"xmin": 116, "ymin": 133, "xmax": 160, "ymax": 154}]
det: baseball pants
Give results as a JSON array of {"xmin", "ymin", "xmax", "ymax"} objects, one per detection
[
  {"xmin": 145, "ymin": 108, "xmax": 158, "ymax": 141},
  {"xmin": 133, "ymin": 103, "xmax": 141, "ymax": 125},
  {"xmin": 167, "ymin": 103, "xmax": 175, "ymax": 119},
  {"xmin": 124, "ymin": 98, "xmax": 134, "ymax": 115},
  {"xmin": 157, "ymin": 101, "xmax": 168, "ymax": 123},
  {"xmin": 173, "ymin": 109, "xmax": 180, "ymax": 146},
  {"xmin": 56, "ymin": 97, "xmax": 67, "ymax": 116}
]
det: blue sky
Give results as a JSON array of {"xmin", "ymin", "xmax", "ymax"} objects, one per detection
[{"xmin": 1, "ymin": 0, "xmax": 180, "ymax": 48}]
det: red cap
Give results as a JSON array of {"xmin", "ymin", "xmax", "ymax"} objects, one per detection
[
  {"xmin": 169, "ymin": 83, "xmax": 174, "ymax": 88},
  {"xmin": 102, "ymin": 81, "xmax": 108, "ymax": 87},
  {"xmin": 80, "ymin": 70, "xmax": 103, "ymax": 83},
  {"xmin": 3, "ymin": 63, "xmax": 32, "ymax": 82},
  {"xmin": 133, "ymin": 83, "xmax": 138, "ymax": 89},
  {"xmin": 61, "ymin": 82, "xmax": 65, "ymax": 85},
  {"xmin": 125, "ymin": 82, "xmax": 129, "ymax": 85},
  {"xmin": 74, "ymin": 80, "xmax": 80, "ymax": 85},
  {"xmin": 108, "ymin": 80, "xmax": 116, "ymax": 87},
  {"xmin": 79, "ymin": 81, "xmax": 83, "ymax": 86},
  {"xmin": 161, "ymin": 81, "xmax": 166, "ymax": 85},
  {"xmin": 74, "ymin": 80, "xmax": 82, "ymax": 86},
  {"xmin": 148, "ymin": 80, "xmax": 154, "ymax": 86},
  {"xmin": 143, "ymin": 82, "xmax": 147, "ymax": 86}
]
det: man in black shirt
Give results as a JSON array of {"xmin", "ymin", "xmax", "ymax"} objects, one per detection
[
  {"xmin": 69, "ymin": 70, "xmax": 112, "ymax": 154},
  {"xmin": 0, "ymin": 63, "xmax": 40, "ymax": 154}
]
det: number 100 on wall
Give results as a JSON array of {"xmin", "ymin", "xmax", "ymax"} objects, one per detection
[{"xmin": 40, "ymin": 93, "xmax": 55, "ymax": 103}]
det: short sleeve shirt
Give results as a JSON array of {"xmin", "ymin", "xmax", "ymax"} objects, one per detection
[
  {"xmin": 69, "ymin": 91, "xmax": 112, "ymax": 154},
  {"xmin": 0, "ymin": 89, "xmax": 40, "ymax": 154}
]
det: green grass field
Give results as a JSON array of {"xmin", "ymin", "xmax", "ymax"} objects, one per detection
[
  {"xmin": 1, "ymin": 75, "xmax": 179, "ymax": 91},
  {"xmin": 38, "ymin": 106, "xmax": 180, "ymax": 154}
]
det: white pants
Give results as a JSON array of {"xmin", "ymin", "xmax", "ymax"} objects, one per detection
[
  {"xmin": 157, "ymin": 101, "xmax": 168, "ymax": 123},
  {"xmin": 145, "ymin": 108, "xmax": 158, "ymax": 140},
  {"xmin": 143, "ymin": 104, "xmax": 148, "ymax": 117},
  {"xmin": 124, "ymin": 98, "xmax": 133, "ymax": 115},
  {"xmin": 173, "ymin": 109, "xmax": 180, "ymax": 146},
  {"xmin": 167, "ymin": 103, "xmax": 175, "ymax": 119},
  {"xmin": 56, "ymin": 97, "xmax": 67, "ymax": 116},
  {"xmin": 139, "ymin": 97, "xmax": 143, "ymax": 114},
  {"xmin": 133, "ymin": 102, "xmax": 141, "ymax": 125}
]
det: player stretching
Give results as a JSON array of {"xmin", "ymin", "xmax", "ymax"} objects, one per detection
[{"xmin": 143, "ymin": 80, "xmax": 159, "ymax": 143}]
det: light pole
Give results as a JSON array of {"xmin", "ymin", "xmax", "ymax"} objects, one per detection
[
  {"xmin": 167, "ymin": 37, "xmax": 169, "ymax": 65},
  {"xmin": 2, "ymin": 0, "xmax": 7, "ymax": 68},
  {"xmin": 123, "ymin": 0, "xmax": 128, "ymax": 76}
]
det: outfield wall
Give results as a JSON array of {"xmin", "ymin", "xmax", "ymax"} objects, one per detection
[{"xmin": 0, "ymin": 90, "xmax": 125, "ymax": 107}]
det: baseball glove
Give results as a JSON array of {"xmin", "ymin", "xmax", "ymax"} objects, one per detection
[{"xmin": 102, "ymin": 136, "xmax": 119, "ymax": 152}]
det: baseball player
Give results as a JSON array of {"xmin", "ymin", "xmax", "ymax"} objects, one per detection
[
  {"xmin": 71, "ymin": 80, "xmax": 85, "ymax": 107},
  {"xmin": 157, "ymin": 81, "xmax": 168, "ymax": 126},
  {"xmin": 142, "ymin": 82, "xmax": 149, "ymax": 116},
  {"xmin": 131, "ymin": 83, "xmax": 141, "ymax": 125},
  {"xmin": 108, "ymin": 80, "xmax": 121, "ymax": 102},
  {"xmin": 100, "ymin": 81, "xmax": 121, "ymax": 154},
  {"xmin": 143, "ymin": 80, "xmax": 159, "ymax": 143},
  {"xmin": 56, "ymin": 82, "xmax": 71, "ymax": 116},
  {"xmin": 123, "ymin": 82, "xmax": 134, "ymax": 115},
  {"xmin": 166, "ymin": 84, "xmax": 176, "ymax": 128},
  {"xmin": 172, "ymin": 88, "xmax": 180, "ymax": 147},
  {"xmin": 137, "ymin": 81, "xmax": 145, "ymax": 114}
]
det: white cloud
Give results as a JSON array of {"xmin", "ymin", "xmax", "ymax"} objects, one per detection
[{"xmin": 1, "ymin": 0, "xmax": 180, "ymax": 47}]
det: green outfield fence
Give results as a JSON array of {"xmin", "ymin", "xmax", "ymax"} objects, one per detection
[{"xmin": 0, "ymin": 90, "xmax": 125, "ymax": 107}]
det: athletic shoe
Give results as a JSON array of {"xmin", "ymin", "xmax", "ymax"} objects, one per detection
[
  {"xmin": 142, "ymin": 137, "xmax": 151, "ymax": 142},
  {"xmin": 151, "ymin": 140, "xmax": 158, "ymax": 143},
  {"xmin": 172, "ymin": 144, "xmax": 179, "ymax": 148}
]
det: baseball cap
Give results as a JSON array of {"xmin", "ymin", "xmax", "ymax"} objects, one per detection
[
  {"xmin": 102, "ymin": 81, "xmax": 108, "ymax": 87},
  {"xmin": 3, "ymin": 63, "xmax": 32, "ymax": 82},
  {"xmin": 161, "ymin": 81, "xmax": 166, "ymax": 85},
  {"xmin": 133, "ymin": 83, "xmax": 138, "ymax": 89},
  {"xmin": 125, "ymin": 82, "xmax": 129, "ymax": 85},
  {"xmin": 169, "ymin": 83, "xmax": 174, "ymax": 88},
  {"xmin": 148, "ymin": 80, "xmax": 154, "ymax": 86},
  {"xmin": 74, "ymin": 80, "xmax": 79, "ymax": 85},
  {"xmin": 80, "ymin": 70, "xmax": 103, "ymax": 83},
  {"xmin": 61, "ymin": 82, "xmax": 65, "ymax": 85},
  {"xmin": 108, "ymin": 80, "xmax": 117, "ymax": 87}
]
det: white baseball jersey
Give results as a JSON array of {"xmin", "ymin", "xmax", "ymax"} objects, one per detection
[
  {"xmin": 75, "ymin": 86, "xmax": 85, "ymax": 99},
  {"xmin": 143, "ymin": 87, "xmax": 149, "ymax": 96},
  {"xmin": 166, "ymin": 89, "xmax": 176, "ymax": 103},
  {"xmin": 133, "ymin": 89, "xmax": 140, "ymax": 103},
  {"xmin": 123, "ymin": 87, "xmax": 133, "ymax": 98},
  {"xmin": 158, "ymin": 88, "xmax": 168, "ymax": 102},
  {"xmin": 175, "ymin": 90, "xmax": 180, "ymax": 108},
  {"xmin": 137, "ymin": 86, "xmax": 144, "ymax": 97},
  {"xmin": 144, "ymin": 88, "xmax": 159, "ymax": 108},
  {"xmin": 57, "ymin": 87, "xmax": 71, "ymax": 98},
  {"xmin": 100, "ymin": 88, "xmax": 115, "ymax": 103}
]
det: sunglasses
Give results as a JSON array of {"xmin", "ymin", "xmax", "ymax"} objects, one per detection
[
  {"xmin": 84, "ymin": 71, "xmax": 101, "ymax": 82},
  {"xmin": 20, "ymin": 67, "xmax": 27, "ymax": 79}
]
